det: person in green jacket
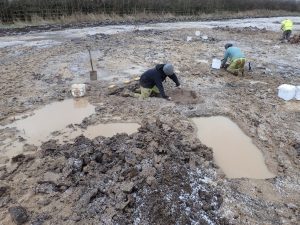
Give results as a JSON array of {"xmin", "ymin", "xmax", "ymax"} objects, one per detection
[
  {"xmin": 221, "ymin": 43, "xmax": 246, "ymax": 76},
  {"xmin": 281, "ymin": 19, "xmax": 293, "ymax": 42}
]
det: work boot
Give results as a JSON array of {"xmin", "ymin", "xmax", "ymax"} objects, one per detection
[
  {"xmin": 134, "ymin": 88, "xmax": 141, "ymax": 93},
  {"xmin": 122, "ymin": 89, "xmax": 134, "ymax": 97},
  {"xmin": 231, "ymin": 71, "xmax": 238, "ymax": 76}
]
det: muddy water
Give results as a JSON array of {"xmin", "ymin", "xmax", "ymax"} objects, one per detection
[
  {"xmin": 56, "ymin": 123, "xmax": 140, "ymax": 143},
  {"xmin": 192, "ymin": 116, "xmax": 275, "ymax": 179},
  {"xmin": 8, "ymin": 98, "xmax": 95, "ymax": 145}
]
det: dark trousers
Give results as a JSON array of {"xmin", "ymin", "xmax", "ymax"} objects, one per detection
[{"xmin": 282, "ymin": 30, "xmax": 292, "ymax": 40}]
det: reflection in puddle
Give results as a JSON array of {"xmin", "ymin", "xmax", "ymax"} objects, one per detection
[
  {"xmin": 56, "ymin": 123, "xmax": 140, "ymax": 143},
  {"xmin": 192, "ymin": 116, "xmax": 275, "ymax": 179},
  {"xmin": 8, "ymin": 98, "xmax": 95, "ymax": 145}
]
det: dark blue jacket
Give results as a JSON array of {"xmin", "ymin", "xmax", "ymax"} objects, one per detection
[{"xmin": 140, "ymin": 64, "xmax": 180, "ymax": 98}]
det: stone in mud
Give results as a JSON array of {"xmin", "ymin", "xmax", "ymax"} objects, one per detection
[
  {"xmin": 37, "ymin": 198, "xmax": 51, "ymax": 206},
  {"xmin": 219, "ymin": 217, "xmax": 230, "ymax": 225},
  {"xmin": 68, "ymin": 158, "xmax": 83, "ymax": 172},
  {"xmin": 125, "ymin": 154, "xmax": 137, "ymax": 165},
  {"xmin": 202, "ymin": 203, "xmax": 212, "ymax": 211},
  {"xmin": 8, "ymin": 206, "xmax": 29, "ymax": 225},
  {"xmin": 198, "ymin": 190, "xmax": 213, "ymax": 202},
  {"xmin": 121, "ymin": 167, "xmax": 139, "ymax": 179},
  {"xmin": 115, "ymin": 197, "xmax": 132, "ymax": 210},
  {"xmin": 233, "ymin": 213, "xmax": 239, "ymax": 219},
  {"xmin": 162, "ymin": 124, "xmax": 172, "ymax": 132},
  {"xmin": 257, "ymin": 124, "xmax": 268, "ymax": 141},
  {"xmin": 292, "ymin": 142, "xmax": 300, "ymax": 156},
  {"xmin": 78, "ymin": 188, "xmax": 99, "ymax": 208},
  {"xmin": 120, "ymin": 181, "xmax": 134, "ymax": 193},
  {"xmin": 70, "ymin": 215, "xmax": 81, "ymax": 222},
  {"xmin": 94, "ymin": 153, "xmax": 103, "ymax": 163},
  {"xmin": 286, "ymin": 203, "xmax": 298, "ymax": 211},
  {"xmin": 31, "ymin": 213, "xmax": 51, "ymax": 225},
  {"xmin": 11, "ymin": 154, "xmax": 26, "ymax": 163},
  {"xmin": 0, "ymin": 186, "xmax": 9, "ymax": 197},
  {"xmin": 146, "ymin": 176, "xmax": 157, "ymax": 186},
  {"xmin": 41, "ymin": 140, "xmax": 59, "ymax": 156},
  {"xmin": 23, "ymin": 144, "xmax": 38, "ymax": 152},
  {"xmin": 103, "ymin": 207, "xmax": 117, "ymax": 223},
  {"xmin": 141, "ymin": 166, "xmax": 157, "ymax": 177},
  {"xmin": 35, "ymin": 182, "xmax": 58, "ymax": 194}
]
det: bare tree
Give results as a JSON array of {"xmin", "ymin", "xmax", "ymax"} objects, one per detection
[{"xmin": 1, "ymin": 0, "xmax": 299, "ymax": 22}]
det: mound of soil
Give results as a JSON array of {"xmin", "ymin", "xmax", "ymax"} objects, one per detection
[{"xmin": 1, "ymin": 118, "xmax": 229, "ymax": 225}]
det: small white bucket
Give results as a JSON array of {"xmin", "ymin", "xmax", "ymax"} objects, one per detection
[
  {"xmin": 71, "ymin": 84, "xmax": 86, "ymax": 98},
  {"xmin": 212, "ymin": 58, "xmax": 221, "ymax": 69},
  {"xmin": 187, "ymin": 36, "xmax": 192, "ymax": 42},
  {"xmin": 195, "ymin": 31, "xmax": 201, "ymax": 36},
  {"xmin": 295, "ymin": 86, "xmax": 300, "ymax": 100},
  {"xmin": 278, "ymin": 84, "xmax": 296, "ymax": 101}
]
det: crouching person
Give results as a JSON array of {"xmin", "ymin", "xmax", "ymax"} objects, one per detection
[
  {"xmin": 281, "ymin": 19, "xmax": 293, "ymax": 42},
  {"xmin": 221, "ymin": 43, "xmax": 246, "ymax": 76},
  {"xmin": 136, "ymin": 64, "xmax": 180, "ymax": 100}
]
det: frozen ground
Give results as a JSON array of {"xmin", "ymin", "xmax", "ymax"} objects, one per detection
[{"xmin": 0, "ymin": 17, "xmax": 299, "ymax": 225}]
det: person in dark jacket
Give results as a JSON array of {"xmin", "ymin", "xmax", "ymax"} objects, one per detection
[{"xmin": 137, "ymin": 64, "xmax": 180, "ymax": 100}]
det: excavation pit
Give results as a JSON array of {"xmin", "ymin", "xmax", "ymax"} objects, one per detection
[{"xmin": 168, "ymin": 89, "xmax": 202, "ymax": 104}]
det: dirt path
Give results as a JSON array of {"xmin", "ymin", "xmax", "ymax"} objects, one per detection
[{"xmin": 0, "ymin": 18, "xmax": 299, "ymax": 225}]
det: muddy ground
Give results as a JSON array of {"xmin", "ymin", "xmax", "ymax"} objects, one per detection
[{"xmin": 0, "ymin": 21, "xmax": 299, "ymax": 225}]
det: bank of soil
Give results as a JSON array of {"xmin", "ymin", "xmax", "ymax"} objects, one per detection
[{"xmin": 0, "ymin": 22, "xmax": 299, "ymax": 224}]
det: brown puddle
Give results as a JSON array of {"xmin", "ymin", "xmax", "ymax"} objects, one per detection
[
  {"xmin": 0, "ymin": 98, "xmax": 95, "ymax": 165},
  {"xmin": 192, "ymin": 116, "xmax": 275, "ymax": 179},
  {"xmin": 8, "ymin": 98, "xmax": 95, "ymax": 145},
  {"xmin": 1, "ymin": 99, "xmax": 140, "ymax": 165}
]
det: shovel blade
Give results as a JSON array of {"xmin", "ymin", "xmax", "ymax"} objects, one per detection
[{"xmin": 90, "ymin": 71, "xmax": 97, "ymax": 81}]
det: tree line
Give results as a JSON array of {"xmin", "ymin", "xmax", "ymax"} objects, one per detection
[{"xmin": 1, "ymin": 0, "xmax": 299, "ymax": 22}]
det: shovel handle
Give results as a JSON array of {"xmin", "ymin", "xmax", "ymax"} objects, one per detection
[{"xmin": 88, "ymin": 49, "xmax": 94, "ymax": 71}]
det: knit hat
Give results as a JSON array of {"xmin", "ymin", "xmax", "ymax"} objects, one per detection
[
  {"xmin": 163, "ymin": 64, "xmax": 174, "ymax": 76},
  {"xmin": 225, "ymin": 43, "xmax": 233, "ymax": 49}
]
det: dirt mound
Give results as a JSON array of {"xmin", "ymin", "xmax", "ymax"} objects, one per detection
[
  {"xmin": 214, "ymin": 26, "xmax": 267, "ymax": 34},
  {"xmin": 290, "ymin": 34, "xmax": 300, "ymax": 44},
  {"xmin": 1, "ymin": 118, "xmax": 228, "ymax": 224}
]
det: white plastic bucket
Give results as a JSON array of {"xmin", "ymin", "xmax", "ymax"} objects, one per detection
[
  {"xmin": 71, "ymin": 84, "xmax": 86, "ymax": 98},
  {"xmin": 295, "ymin": 86, "xmax": 300, "ymax": 100},
  {"xmin": 277, "ymin": 84, "xmax": 296, "ymax": 101},
  {"xmin": 212, "ymin": 58, "xmax": 221, "ymax": 69},
  {"xmin": 195, "ymin": 31, "xmax": 201, "ymax": 36}
]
